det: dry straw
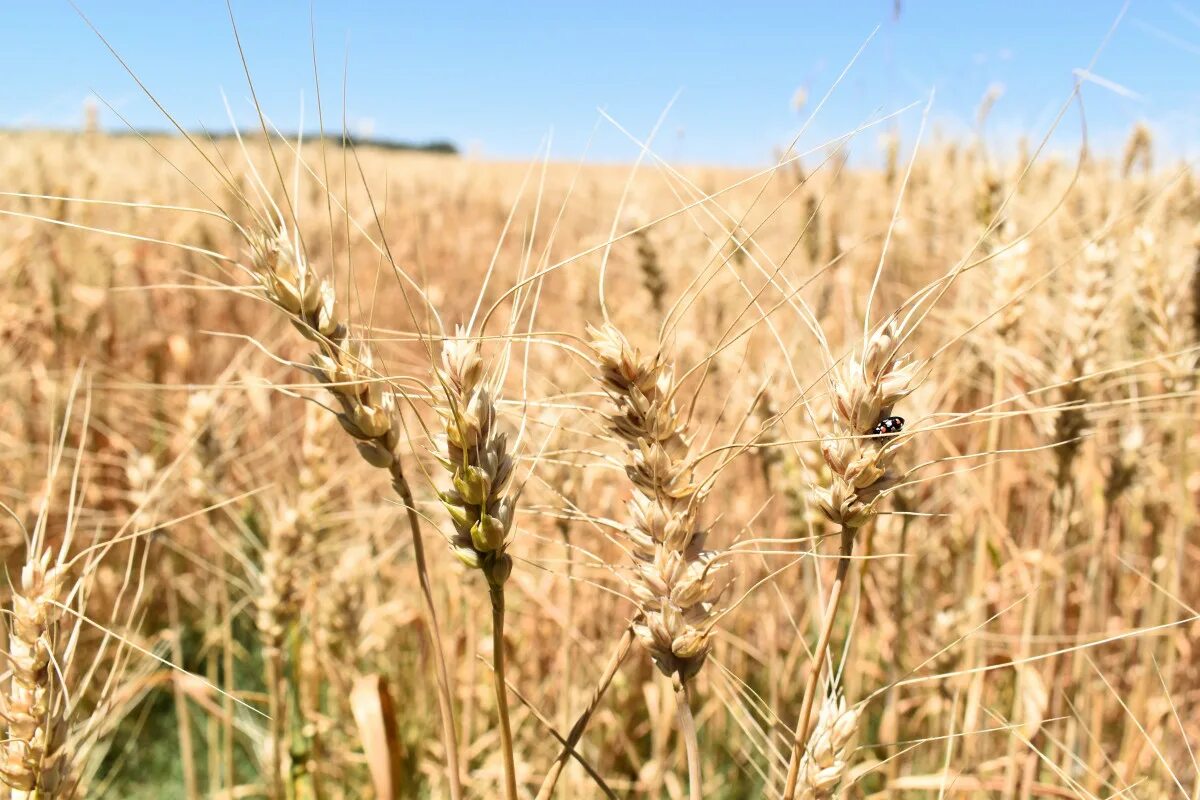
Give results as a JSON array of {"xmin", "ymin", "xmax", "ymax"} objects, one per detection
[
  {"xmin": 589, "ymin": 323, "xmax": 732, "ymax": 682},
  {"xmin": 1049, "ymin": 239, "xmax": 1113, "ymax": 498},
  {"xmin": 635, "ymin": 226, "xmax": 667, "ymax": 314},
  {"xmin": 434, "ymin": 330, "xmax": 518, "ymax": 587},
  {"xmin": 1132, "ymin": 225, "xmax": 1195, "ymax": 391},
  {"xmin": 1, "ymin": 387, "xmax": 109, "ymax": 800},
  {"xmin": 991, "ymin": 231, "xmax": 1031, "ymax": 342},
  {"xmin": 255, "ymin": 498, "xmax": 318, "ymax": 797}
]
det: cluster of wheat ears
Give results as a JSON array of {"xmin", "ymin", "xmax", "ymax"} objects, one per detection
[{"xmin": 0, "ymin": 26, "xmax": 1199, "ymax": 800}]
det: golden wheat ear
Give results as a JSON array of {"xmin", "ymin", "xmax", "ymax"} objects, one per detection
[
  {"xmin": 796, "ymin": 690, "xmax": 860, "ymax": 800},
  {"xmin": 584, "ymin": 321, "xmax": 736, "ymax": 800},
  {"xmin": 3, "ymin": 546, "xmax": 72, "ymax": 796}
]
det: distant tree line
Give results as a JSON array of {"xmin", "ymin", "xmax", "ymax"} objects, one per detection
[{"xmin": 103, "ymin": 128, "xmax": 460, "ymax": 154}]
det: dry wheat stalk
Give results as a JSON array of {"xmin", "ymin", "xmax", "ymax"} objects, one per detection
[
  {"xmin": 256, "ymin": 508, "xmax": 306, "ymax": 657},
  {"xmin": 319, "ymin": 544, "xmax": 370, "ymax": 661},
  {"xmin": 1122, "ymin": 123, "xmax": 1153, "ymax": 180},
  {"xmin": 992, "ymin": 233, "xmax": 1031, "ymax": 342},
  {"xmin": 256, "ymin": 506, "xmax": 300, "ymax": 800},
  {"xmin": 1007, "ymin": 237, "xmax": 1114, "ymax": 793},
  {"xmin": 256, "ymin": 408, "xmax": 326, "ymax": 663},
  {"xmin": 750, "ymin": 380, "xmax": 786, "ymax": 485},
  {"xmin": 634, "ymin": 226, "xmax": 667, "ymax": 315},
  {"xmin": 783, "ymin": 314, "xmax": 918, "ymax": 800},
  {"xmin": 975, "ymin": 165, "xmax": 1003, "ymax": 233},
  {"xmin": 255, "ymin": 485, "xmax": 325, "ymax": 800},
  {"xmin": 812, "ymin": 316, "xmax": 918, "ymax": 531},
  {"xmin": 588, "ymin": 322, "xmax": 733, "ymax": 800},
  {"xmin": 1131, "ymin": 225, "xmax": 1194, "ymax": 391},
  {"xmin": 123, "ymin": 451, "xmax": 160, "ymax": 532},
  {"xmin": 750, "ymin": 381, "xmax": 828, "ymax": 553},
  {"xmin": 174, "ymin": 388, "xmax": 240, "ymax": 789},
  {"xmin": 434, "ymin": 329, "xmax": 518, "ymax": 587},
  {"xmin": 178, "ymin": 390, "xmax": 224, "ymax": 502},
  {"xmin": 881, "ymin": 132, "xmax": 900, "ymax": 190},
  {"xmin": 243, "ymin": 224, "xmax": 406, "ymax": 478},
  {"xmin": 536, "ymin": 626, "xmax": 636, "ymax": 800},
  {"xmin": 242, "ymin": 219, "xmax": 464, "ymax": 800},
  {"xmin": 1049, "ymin": 239, "xmax": 1112, "ymax": 491}
]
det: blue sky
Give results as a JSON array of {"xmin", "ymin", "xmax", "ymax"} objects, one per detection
[{"xmin": 2, "ymin": 2, "xmax": 1198, "ymax": 165}]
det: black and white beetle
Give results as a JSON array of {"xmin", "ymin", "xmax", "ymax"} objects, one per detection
[{"xmin": 871, "ymin": 415, "xmax": 905, "ymax": 438}]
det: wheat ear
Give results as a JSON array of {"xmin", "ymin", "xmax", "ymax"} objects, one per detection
[
  {"xmin": 2, "ymin": 548, "xmax": 71, "ymax": 799},
  {"xmin": 587, "ymin": 323, "xmax": 734, "ymax": 800},
  {"xmin": 433, "ymin": 328, "xmax": 520, "ymax": 800},
  {"xmin": 796, "ymin": 691, "xmax": 860, "ymax": 800}
]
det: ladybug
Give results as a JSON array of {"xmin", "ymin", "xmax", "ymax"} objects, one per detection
[{"xmin": 871, "ymin": 415, "xmax": 905, "ymax": 438}]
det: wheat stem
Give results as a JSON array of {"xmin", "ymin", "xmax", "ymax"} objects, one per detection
[
  {"xmin": 537, "ymin": 624, "xmax": 636, "ymax": 799},
  {"xmin": 166, "ymin": 575, "xmax": 200, "ymax": 800},
  {"xmin": 265, "ymin": 649, "xmax": 285, "ymax": 800},
  {"xmin": 782, "ymin": 526, "xmax": 853, "ymax": 800},
  {"xmin": 491, "ymin": 585, "xmax": 519, "ymax": 800},
  {"xmin": 392, "ymin": 471, "xmax": 464, "ymax": 800}
]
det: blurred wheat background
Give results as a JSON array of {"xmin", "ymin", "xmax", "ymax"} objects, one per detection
[{"xmin": 1, "ymin": 8, "xmax": 1199, "ymax": 799}]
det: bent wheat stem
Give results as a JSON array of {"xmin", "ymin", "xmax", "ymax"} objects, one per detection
[{"xmin": 537, "ymin": 625, "xmax": 636, "ymax": 799}]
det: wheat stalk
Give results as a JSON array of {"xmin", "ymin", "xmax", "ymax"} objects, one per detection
[
  {"xmin": 1132, "ymin": 225, "xmax": 1194, "ymax": 392},
  {"xmin": 783, "ymin": 314, "xmax": 918, "ymax": 800},
  {"xmin": 588, "ymin": 323, "xmax": 732, "ymax": 681},
  {"xmin": 432, "ymin": 328, "xmax": 520, "ymax": 799},
  {"xmin": 242, "ymin": 219, "xmax": 464, "ymax": 800},
  {"xmin": 1006, "ymin": 237, "xmax": 1114, "ymax": 793},
  {"xmin": 992, "ymin": 233, "xmax": 1031, "ymax": 342},
  {"xmin": 1049, "ymin": 239, "xmax": 1112, "ymax": 506},
  {"xmin": 634, "ymin": 226, "xmax": 667, "ymax": 314}
]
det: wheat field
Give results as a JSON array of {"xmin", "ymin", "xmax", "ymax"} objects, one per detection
[{"xmin": 0, "ymin": 78, "xmax": 1198, "ymax": 800}]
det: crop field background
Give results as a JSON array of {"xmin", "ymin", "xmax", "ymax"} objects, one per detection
[{"xmin": 0, "ymin": 5, "xmax": 1198, "ymax": 800}]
